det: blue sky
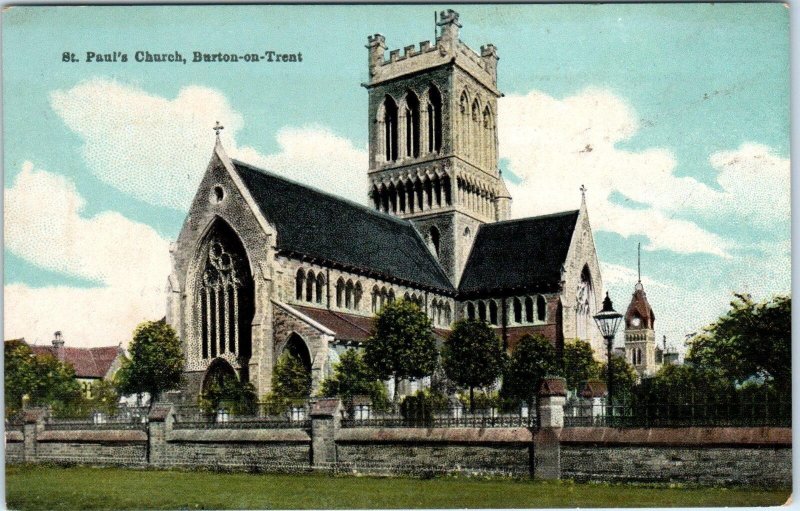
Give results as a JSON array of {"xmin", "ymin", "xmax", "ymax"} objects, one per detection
[{"xmin": 3, "ymin": 4, "xmax": 790, "ymax": 348}]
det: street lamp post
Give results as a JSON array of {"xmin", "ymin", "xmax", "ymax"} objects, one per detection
[{"xmin": 593, "ymin": 292, "xmax": 623, "ymax": 410}]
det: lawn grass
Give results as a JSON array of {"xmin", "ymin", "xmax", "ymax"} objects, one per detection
[{"xmin": 5, "ymin": 464, "xmax": 791, "ymax": 510}]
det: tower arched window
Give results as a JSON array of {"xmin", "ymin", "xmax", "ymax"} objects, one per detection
[
  {"xmin": 354, "ymin": 282, "xmax": 363, "ymax": 310},
  {"xmin": 383, "ymin": 96, "xmax": 399, "ymax": 161},
  {"xmin": 537, "ymin": 295, "xmax": 546, "ymax": 322},
  {"xmin": 427, "ymin": 85, "xmax": 442, "ymax": 153},
  {"xmin": 295, "ymin": 269, "xmax": 305, "ymax": 301},
  {"xmin": 404, "ymin": 91, "xmax": 420, "ymax": 158},
  {"xmin": 467, "ymin": 302, "xmax": 475, "ymax": 320},
  {"xmin": 429, "ymin": 226, "xmax": 441, "ymax": 258}
]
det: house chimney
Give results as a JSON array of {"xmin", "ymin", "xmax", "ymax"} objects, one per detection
[{"xmin": 52, "ymin": 331, "xmax": 65, "ymax": 360}]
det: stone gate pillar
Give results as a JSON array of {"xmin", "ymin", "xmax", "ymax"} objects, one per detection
[
  {"xmin": 534, "ymin": 376, "xmax": 566, "ymax": 480},
  {"xmin": 310, "ymin": 398, "xmax": 341, "ymax": 469},
  {"xmin": 22, "ymin": 407, "xmax": 49, "ymax": 462}
]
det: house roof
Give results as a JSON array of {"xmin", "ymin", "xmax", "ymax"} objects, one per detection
[
  {"xmin": 459, "ymin": 210, "xmax": 579, "ymax": 295},
  {"xmin": 30, "ymin": 345, "xmax": 123, "ymax": 379},
  {"xmin": 234, "ymin": 160, "xmax": 454, "ymax": 293}
]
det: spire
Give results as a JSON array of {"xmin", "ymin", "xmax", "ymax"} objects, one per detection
[{"xmin": 637, "ymin": 242, "xmax": 641, "ymax": 283}]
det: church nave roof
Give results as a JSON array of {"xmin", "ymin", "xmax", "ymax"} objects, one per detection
[{"xmin": 233, "ymin": 160, "xmax": 455, "ymax": 292}]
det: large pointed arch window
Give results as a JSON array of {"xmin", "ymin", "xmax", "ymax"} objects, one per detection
[{"xmin": 199, "ymin": 222, "xmax": 254, "ymax": 360}]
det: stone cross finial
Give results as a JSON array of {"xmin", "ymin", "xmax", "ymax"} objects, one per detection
[
  {"xmin": 580, "ymin": 184, "xmax": 587, "ymax": 200},
  {"xmin": 213, "ymin": 121, "xmax": 224, "ymax": 138}
]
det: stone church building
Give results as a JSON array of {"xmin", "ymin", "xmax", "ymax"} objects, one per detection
[{"xmin": 166, "ymin": 10, "xmax": 604, "ymax": 398}]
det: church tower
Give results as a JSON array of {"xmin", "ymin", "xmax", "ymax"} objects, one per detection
[
  {"xmin": 624, "ymin": 246, "xmax": 659, "ymax": 377},
  {"xmin": 365, "ymin": 9, "xmax": 512, "ymax": 285}
]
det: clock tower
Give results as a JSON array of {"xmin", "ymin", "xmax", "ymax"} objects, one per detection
[{"xmin": 624, "ymin": 247, "xmax": 659, "ymax": 377}]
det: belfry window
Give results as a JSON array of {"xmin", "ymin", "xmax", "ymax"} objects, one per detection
[
  {"xmin": 383, "ymin": 96, "xmax": 399, "ymax": 161},
  {"xmin": 199, "ymin": 225, "xmax": 253, "ymax": 361},
  {"xmin": 427, "ymin": 86, "xmax": 442, "ymax": 153},
  {"xmin": 404, "ymin": 92, "xmax": 420, "ymax": 158}
]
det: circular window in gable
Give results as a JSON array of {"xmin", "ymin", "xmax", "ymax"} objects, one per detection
[{"xmin": 211, "ymin": 185, "xmax": 225, "ymax": 204}]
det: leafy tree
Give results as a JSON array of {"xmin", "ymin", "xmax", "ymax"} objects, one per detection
[
  {"xmin": 87, "ymin": 379, "xmax": 122, "ymax": 415},
  {"xmin": 563, "ymin": 338, "xmax": 601, "ymax": 392},
  {"xmin": 633, "ymin": 363, "xmax": 734, "ymax": 406},
  {"xmin": 116, "ymin": 320, "xmax": 183, "ymax": 403},
  {"xmin": 320, "ymin": 349, "xmax": 389, "ymax": 411},
  {"xmin": 272, "ymin": 351, "xmax": 312, "ymax": 399},
  {"xmin": 442, "ymin": 320, "xmax": 506, "ymax": 411},
  {"xmin": 261, "ymin": 351, "xmax": 312, "ymax": 415},
  {"xmin": 363, "ymin": 300, "xmax": 438, "ymax": 401},
  {"xmin": 500, "ymin": 334, "xmax": 559, "ymax": 409},
  {"xmin": 598, "ymin": 355, "xmax": 639, "ymax": 403},
  {"xmin": 200, "ymin": 377, "xmax": 258, "ymax": 415},
  {"xmin": 4, "ymin": 339, "xmax": 84, "ymax": 418},
  {"xmin": 687, "ymin": 294, "xmax": 791, "ymax": 393}
]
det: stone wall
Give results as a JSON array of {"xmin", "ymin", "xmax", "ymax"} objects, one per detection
[
  {"xmin": 559, "ymin": 427, "xmax": 792, "ymax": 487},
  {"xmin": 6, "ymin": 402, "xmax": 791, "ymax": 487},
  {"xmin": 335, "ymin": 427, "xmax": 533, "ymax": 476}
]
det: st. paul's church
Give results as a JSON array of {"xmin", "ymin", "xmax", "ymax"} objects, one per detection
[{"xmin": 166, "ymin": 10, "xmax": 604, "ymax": 398}]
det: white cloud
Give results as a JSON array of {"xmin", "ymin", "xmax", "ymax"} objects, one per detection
[
  {"xmin": 4, "ymin": 162, "xmax": 170, "ymax": 346},
  {"xmin": 702, "ymin": 143, "xmax": 790, "ymax": 229},
  {"xmin": 50, "ymin": 78, "xmax": 367, "ymax": 211},
  {"xmin": 498, "ymin": 88, "xmax": 739, "ymax": 258}
]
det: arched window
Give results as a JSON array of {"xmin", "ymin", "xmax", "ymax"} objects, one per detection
[
  {"xmin": 429, "ymin": 226, "xmax": 440, "ymax": 258},
  {"xmin": 336, "ymin": 278, "xmax": 345, "ymax": 308},
  {"xmin": 305, "ymin": 271, "xmax": 315, "ymax": 302},
  {"xmin": 537, "ymin": 295, "xmax": 546, "ymax": 322},
  {"xmin": 295, "ymin": 269, "xmax": 305, "ymax": 300},
  {"xmin": 404, "ymin": 91, "xmax": 420, "ymax": 158},
  {"xmin": 198, "ymin": 221, "xmax": 254, "ymax": 361},
  {"xmin": 576, "ymin": 265, "xmax": 595, "ymax": 339},
  {"xmin": 388, "ymin": 289, "xmax": 395, "ymax": 303},
  {"xmin": 513, "ymin": 298, "xmax": 522, "ymax": 323},
  {"xmin": 525, "ymin": 297, "xmax": 534, "ymax": 323},
  {"xmin": 371, "ymin": 286, "xmax": 379, "ymax": 313},
  {"xmin": 427, "ymin": 85, "xmax": 442, "ymax": 153},
  {"xmin": 315, "ymin": 273, "xmax": 325, "ymax": 304},
  {"xmin": 383, "ymin": 96, "xmax": 399, "ymax": 161},
  {"xmin": 345, "ymin": 280, "xmax": 354, "ymax": 309},
  {"xmin": 444, "ymin": 303, "xmax": 451, "ymax": 324},
  {"xmin": 380, "ymin": 287, "xmax": 387, "ymax": 308},
  {"xmin": 423, "ymin": 177, "xmax": 433, "ymax": 208},
  {"xmin": 489, "ymin": 300, "xmax": 498, "ymax": 325},
  {"xmin": 354, "ymin": 282, "xmax": 362, "ymax": 310},
  {"xmin": 478, "ymin": 301, "xmax": 487, "ymax": 321},
  {"xmin": 467, "ymin": 302, "xmax": 475, "ymax": 320}
]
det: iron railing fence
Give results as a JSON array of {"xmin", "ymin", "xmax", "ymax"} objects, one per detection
[
  {"xmin": 44, "ymin": 406, "xmax": 151, "ymax": 430},
  {"xmin": 564, "ymin": 396, "xmax": 791, "ymax": 428},
  {"xmin": 171, "ymin": 404, "xmax": 311, "ymax": 429},
  {"xmin": 341, "ymin": 406, "xmax": 538, "ymax": 429}
]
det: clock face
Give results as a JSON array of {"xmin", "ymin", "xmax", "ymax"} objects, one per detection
[{"xmin": 631, "ymin": 317, "xmax": 641, "ymax": 327}]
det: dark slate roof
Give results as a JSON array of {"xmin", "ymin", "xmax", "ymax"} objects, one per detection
[
  {"xmin": 234, "ymin": 161, "xmax": 454, "ymax": 292},
  {"xmin": 459, "ymin": 210, "xmax": 579, "ymax": 295}
]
